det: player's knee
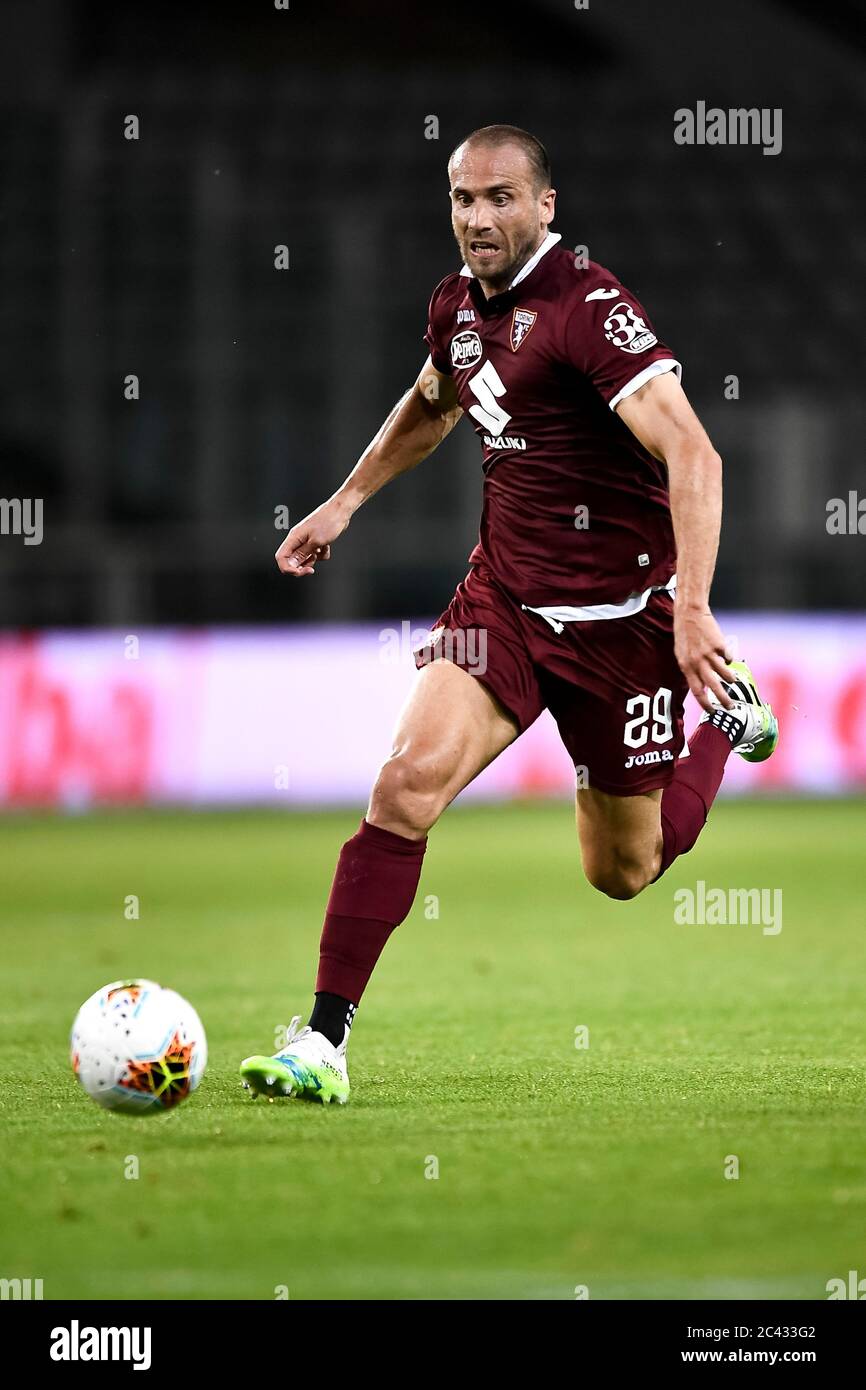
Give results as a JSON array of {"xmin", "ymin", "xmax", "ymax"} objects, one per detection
[
  {"xmin": 584, "ymin": 851, "xmax": 652, "ymax": 901},
  {"xmin": 369, "ymin": 750, "xmax": 449, "ymax": 836}
]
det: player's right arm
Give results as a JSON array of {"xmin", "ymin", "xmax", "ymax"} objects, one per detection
[{"xmin": 275, "ymin": 358, "xmax": 462, "ymax": 575}]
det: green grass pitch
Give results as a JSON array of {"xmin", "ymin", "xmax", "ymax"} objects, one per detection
[{"xmin": 1, "ymin": 799, "xmax": 864, "ymax": 1301}]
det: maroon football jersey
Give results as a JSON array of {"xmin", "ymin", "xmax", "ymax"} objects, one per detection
[{"xmin": 423, "ymin": 234, "xmax": 681, "ymax": 608}]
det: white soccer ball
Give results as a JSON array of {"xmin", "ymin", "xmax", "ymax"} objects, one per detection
[{"xmin": 70, "ymin": 979, "xmax": 207, "ymax": 1115}]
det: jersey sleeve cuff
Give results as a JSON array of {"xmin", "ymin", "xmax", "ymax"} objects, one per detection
[
  {"xmin": 608, "ymin": 358, "xmax": 682, "ymax": 411},
  {"xmin": 429, "ymin": 350, "xmax": 453, "ymax": 375}
]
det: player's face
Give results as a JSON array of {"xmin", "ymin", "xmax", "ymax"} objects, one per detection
[{"xmin": 448, "ymin": 143, "xmax": 555, "ymax": 294}]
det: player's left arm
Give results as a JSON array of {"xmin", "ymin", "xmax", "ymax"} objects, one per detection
[{"xmin": 615, "ymin": 370, "xmax": 735, "ymax": 711}]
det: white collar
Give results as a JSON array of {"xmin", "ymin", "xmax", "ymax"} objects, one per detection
[{"xmin": 459, "ymin": 231, "xmax": 561, "ymax": 287}]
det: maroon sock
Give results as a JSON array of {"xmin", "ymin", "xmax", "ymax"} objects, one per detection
[
  {"xmin": 655, "ymin": 723, "xmax": 732, "ymax": 880},
  {"xmin": 315, "ymin": 817, "xmax": 427, "ymax": 1003}
]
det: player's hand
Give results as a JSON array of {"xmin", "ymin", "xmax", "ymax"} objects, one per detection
[
  {"xmin": 275, "ymin": 499, "xmax": 352, "ymax": 576},
  {"xmin": 674, "ymin": 604, "xmax": 736, "ymax": 712}
]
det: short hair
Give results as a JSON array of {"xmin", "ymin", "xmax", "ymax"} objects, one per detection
[{"xmin": 449, "ymin": 125, "xmax": 552, "ymax": 192}]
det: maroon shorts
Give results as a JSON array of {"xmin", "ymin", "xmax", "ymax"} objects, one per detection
[{"xmin": 414, "ymin": 563, "xmax": 688, "ymax": 797}]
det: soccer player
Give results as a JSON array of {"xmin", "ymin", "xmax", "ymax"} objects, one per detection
[{"xmin": 240, "ymin": 125, "xmax": 778, "ymax": 1105}]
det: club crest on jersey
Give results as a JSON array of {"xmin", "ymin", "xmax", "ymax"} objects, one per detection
[
  {"xmin": 510, "ymin": 307, "xmax": 537, "ymax": 352},
  {"xmin": 451, "ymin": 329, "xmax": 482, "ymax": 368}
]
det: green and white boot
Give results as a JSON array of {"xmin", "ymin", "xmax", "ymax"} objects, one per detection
[
  {"xmin": 700, "ymin": 658, "xmax": 779, "ymax": 763},
  {"xmin": 240, "ymin": 1016, "xmax": 350, "ymax": 1105}
]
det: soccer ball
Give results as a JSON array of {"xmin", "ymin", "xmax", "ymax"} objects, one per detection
[{"xmin": 70, "ymin": 979, "xmax": 207, "ymax": 1115}]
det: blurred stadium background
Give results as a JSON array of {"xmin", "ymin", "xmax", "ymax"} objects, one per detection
[{"xmin": 1, "ymin": 0, "xmax": 864, "ymax": 807}]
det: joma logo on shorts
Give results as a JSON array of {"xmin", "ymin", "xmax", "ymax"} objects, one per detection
[{"xmin": 624, "ymin": 749, "xmax": 673, "ymax": 768}]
